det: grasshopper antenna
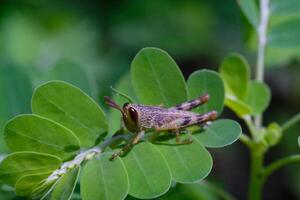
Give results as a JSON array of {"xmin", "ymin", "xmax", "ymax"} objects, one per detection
[
  {"xmin": 110, "ymin": 86, "xmax": 135, "ymax": 103},
  {"xmin": 104, "ymin": 96, "xmax": 123, "ymax": 113}
]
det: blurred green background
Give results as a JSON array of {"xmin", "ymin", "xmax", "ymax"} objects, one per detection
[{"xmin": 0, "ymin": 0, "xmax": 300, "ymax": 199}]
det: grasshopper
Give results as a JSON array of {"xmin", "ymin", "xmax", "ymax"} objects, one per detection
[{"xmin": 105, "ymin": 94, "xmax": 217, "ymax": 160}]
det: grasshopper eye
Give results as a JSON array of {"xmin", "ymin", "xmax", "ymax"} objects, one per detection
[{"xmin": 128, "ymin": 107, "xmax": 138, "ymax": 123}]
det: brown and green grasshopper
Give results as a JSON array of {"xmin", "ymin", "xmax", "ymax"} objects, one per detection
[{"xmin": 105, "ymin": 94, "xmax": 217, "ymax": 160}]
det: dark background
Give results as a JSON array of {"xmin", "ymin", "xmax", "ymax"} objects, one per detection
[{"xmin": 0, "ymin": 0, "xmax": 299, "ymax": 199}]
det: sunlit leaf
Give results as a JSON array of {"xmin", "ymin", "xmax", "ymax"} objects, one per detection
[
  {"xmin": 246, "ymin": 81, "xmax": 271, "ymax": 115},
  {"xmin": 5, "ymin": 114, "xmax": 80, "ymax": 160},
  {"xmin": 187, "ymin": 69, "xmax": 225, "ymax": 115},
  {"xmin": 32, "ymin": 81, "xmax": 107, "ymax": 147},
  {"xmin": 225, "ymin": 96, "xmax": 252, "ymax": 118},
  {"xmin": 131, "ymin": 47, "xmax": 187, "ymax": 106},
  {"xmin": 220, "ymin": 54, "xmax": 250, "ymax": 101},
  {"xmin": 81, "ymin": 153, "xmax": 129, "ymax": 200},
  {"xmin": 194, "ymin": 120, "xmax": 241, "ymax": 148},
  {"xmin": 121, "ymin": 142, "xmax": 171, "ymax": 199},
  {"xmin": 0, "ymin": 152, "xmax": 61, "ymax": 186}
]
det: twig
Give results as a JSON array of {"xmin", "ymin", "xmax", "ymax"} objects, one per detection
[
  {"xmin": 282, "ymin": 113, "xmax": 300, "ymax": 132},
  {"xmin": 254, "ymin": 0, "xmax": 270, "ymax": 128},
  {"xmin": 263, "ymin": 154, "xmax": 300, "ymax": 179}
]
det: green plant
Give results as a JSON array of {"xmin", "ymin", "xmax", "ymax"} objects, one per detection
[
  {"xmin": 0, "ymin": 48, "xmax": 242, "ymax": 200},
  {"xmin": 0, "ymin": 0, "xmax": 300, "ymax": 199}
]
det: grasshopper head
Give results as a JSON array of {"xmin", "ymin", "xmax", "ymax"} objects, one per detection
[{"xmin": 104, "ymin": 96, "xmax": 139, "ymax": 132}]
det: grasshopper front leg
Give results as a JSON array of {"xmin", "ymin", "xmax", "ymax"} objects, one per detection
[
  {"xmin": 110, "ymin": 131, "xmax": 145, "ymax": 160},
  {"xmin": 175, "ymin": 129, "xmax": 193, "ymax": 144}
]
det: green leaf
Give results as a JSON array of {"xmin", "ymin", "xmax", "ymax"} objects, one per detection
[
  {"xmin": 81, "ymin": 153, "xmax": 129, "ymax": 200},
  {"xmin": 48, "ymin": 60, "xmax": 92, "ymax": 96},
  {"xmin": 156, "ymin": 136, "xmax": 212, "ymax": 183},
  {"xmin": 48, "ymin": 167, "xmax": 80, "ymax": 200},
  {"xmin": 246, "ymin": 81, "xmax": 271, "ymax": 115},
  {"xmin": 187, "ymin": 69, "xmax": 225, "ymax": 115},
  {"xmin": 225, "ymin": 96, "xmax": 252, "ymax": 118},
  {"xmin": 237, "ymin": 0, "xmax": 259, "ymax": 27},
  {"xmin": 298, "ymin": 136, "xmax": 300, "ymax": 146},
  {"xmin": 131, "ymin": 47, "xmax": 187, "ymax": 106},
  {"xmin": 121, "ymin": 142, "xmax": 171, "ymax": 199},
  {"xmin": 0, "ymin": 152, "xmax": 61, "ymax": 186},
  {"xmin": 194, "ymin": 120, "xmax": 242, "ymax": 148},
  {"xmin": 264, "ymin": 122, "xmax": 282, "ymax": 146},
  {"xmin": 4, "ymin": 114, "xmax": 80, "ymax": 160},
  {"xmin": 15, "ymin": 172, "xmax": 51, "ymax": 196},
  {"xmin": 31, "ymin": 81, "xmax": 108, "ymax": 147},
  {"xmin": 0, "ymin": 65, "xmax": 33, "ymax": 152},
  {"xmin": 220, "ymin": 54, "xmax": 250, "ymax": 101},
  {"xmin": 109, "ymin": 73, "xmax": 136, "ymax": 135},
  {"xmin": 269, "ymin": 17, "xmax": 300, "ymax": 48}
]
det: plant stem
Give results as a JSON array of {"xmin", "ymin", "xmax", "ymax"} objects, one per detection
[
  {"xmin": 254, "ymin": 0, "xmax": 270, "ymax": 128},
  {"xmin": 248, "ymin": 1, "xmax": 270, "ymax": 199},
  {"xmin": 263, "ymin": 154, "xmax": 300, "ymax": 180},
  {"xmin": 282, "ymin": 113, "xmax": 300, "ymax": 132},
  {"xmin": 239, "ymin": 133, "xmax": 252, "ymax": 148},
  {"xmin": 248, "ymin": 149, "xmax": 264, "ymax": 200}
]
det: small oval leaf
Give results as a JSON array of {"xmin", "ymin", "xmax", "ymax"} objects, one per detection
[
  {"xmin": 31, "ymin": 81, "xmax": 108, "ymax": 147},
  {"xmin": 187, "ymin": 69, "xmax": 225, "ymax": 115},
  {"xmin": 81, "ymin": 153, "xmax": 129, "ymax": 200},
  {"xmin": 131, "ymin": 47, "xmax": 187, "ymax": 106},
  {"xmin": 220, "ymin": 54, "xmax": 250, "ymax": 101},
  {"xmin": 121, "ymin": 142, "xmax": 171, "ymax": 199},
  {"xmin": 156, "ymin": 136, "xmax": 212, "ymax": 183},
  {"xmin": 5, "ymin": 114, "xmax": 80, "ymax": 160},
  {"xmin": 246, "ymin": 81, "xmax": 271, "ymax": 115},
  {"xmin": 194, "ymin": 119, "xmax": 242, "ymax": 148},
  {"xmin": 225, "ymin": 96, "xmax": 252, "ymax": 118},
  {"xmin": 0, "ymin": 152, "xmax": 61, "ymax": 186}
]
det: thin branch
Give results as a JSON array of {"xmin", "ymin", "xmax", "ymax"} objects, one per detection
[
  {"xmin": 243, "ymin": 116, "xmax": 257, "ymax": 139},
  {"xmin": 263, "ymin": 154, "xmax": 300, "ymax": 179},
  {"xmin": 282, "ymin": 113, "xmax": 300, "ymax": 132},
  {"xmin": 45, "ymin": 134, "xmax": 133, "ymax": 183},
  {"xmin": 254, "ymin": 0, "xmax": 270, "ymax": 128},
  {"xmin": 239, "ymin": 133, "xmax": 252, "ymax": 148}
]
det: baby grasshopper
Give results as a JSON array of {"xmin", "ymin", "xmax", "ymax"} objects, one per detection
[{"xmin": 105, "ymin": 94, "xmax": 217, "ymax": 160}]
